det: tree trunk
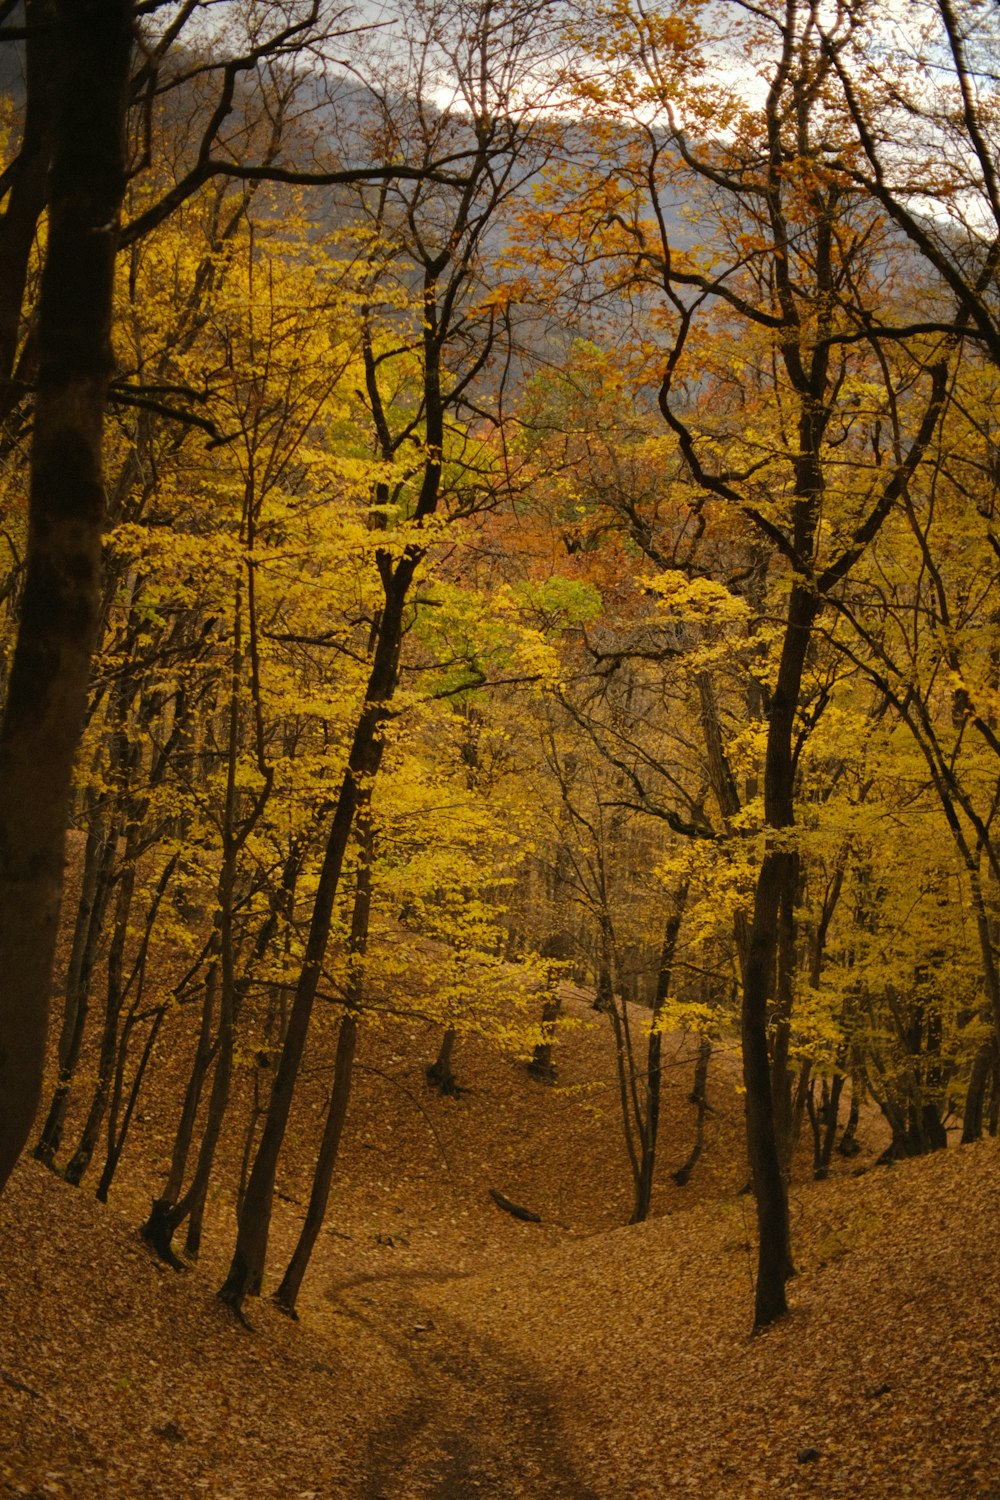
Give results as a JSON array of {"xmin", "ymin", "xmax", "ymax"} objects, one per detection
[
  {"xmin": 527, "ymin": 997, "xmax": 561, "ymax": 1082},
  {"xmin": 426, "ymin": 1028, "xmax": 459, "ymax": 1094},
  {"xmin": 673, "ymin": 1036, "xmax": 712, "ymax": 1189},
  {"xmin": 0, "ymin": 0, "xmax": 132, "ymax": 1198},
  {"xmin": 770, "ymin": 878, "xmax": 797, "ymax": 1169},
  {"xmin": 632, "ymin": 883, "xmax": 688, "ymax": 1222},
  {"xmin": 63, "ymin": 842, "xmax": 138, "ymax": 1185},
  {"xmin": 141, "ymin": 963, "xmax": 217, "ymax": 1265},
  {"xmin": 33, "ymin": 804, "xmax": 116, "ymax": 1166},
  {"xmin": 743, "ymin": 582, "xmax": 817, "ymax": 1329},
  {"xmin": 272, "ymin": 813, "xmax": 372, "ymax": 1316},
  {"xmin": 743, "ymin": 846, "xmax": 797, "ymax": 1327},
  {"xmin": 964, "ymin": 1038, "xmax": 995, "ymax": 1143},
  {"xmin": 837, "ymin": 1085, "xmax": 862, "ymax": 1156},
  {"xmin": 96, "ymin": 1002, "xmax": 164, "ymax": 1202},
  {"xmin": 218, "ymin": 558, "xmax": 415, "ymax": 1315}
]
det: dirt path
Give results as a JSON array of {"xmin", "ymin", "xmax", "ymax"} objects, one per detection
[{"xmin": 331, "ymin": 1275, "xmax": 601, "ymax": 1500}]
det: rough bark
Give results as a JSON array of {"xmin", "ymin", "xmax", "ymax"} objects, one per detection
[{"xmin": 0, "ymin": 0, "xmax": 132, "ymax": 1197}]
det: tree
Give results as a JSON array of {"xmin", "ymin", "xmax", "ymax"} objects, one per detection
[
  {"xmin": 0, "ymin": 0, "xmax": 132, "ymax": 1196},
  {"xmin": 0, "ymin": 0, "xmax": 506, "ymax": 1200},
  {"xmin": 217, "ymin": 0, "xmax": 563, "ymax": 1313},
  {"xmin": 546, "ymin": 0, "xmax": 952, "ymax": 1325},
  {"xmin": 823, "ymin": 0, "xmax": 1000, "ymax": 365}
]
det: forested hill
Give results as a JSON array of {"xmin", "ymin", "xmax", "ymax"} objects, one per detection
[{"xmin": 3, "ymin": 0, "xmax": 1000, "ymax": 1493}]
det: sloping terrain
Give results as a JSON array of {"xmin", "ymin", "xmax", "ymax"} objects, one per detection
[{"xmin": 3, "ymin": 987, "xmax": 996, "ymax": 1499}]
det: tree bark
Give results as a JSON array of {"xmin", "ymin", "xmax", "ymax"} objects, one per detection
[
  {"xmin": 426, "ymin": 1027, "xmax": 459, "ymax": 1094},
  {"xmin": 743, "ymin": 582, "xmax": 817, "ymax": 1328},
  {"xmin": 0, "ymin": 0, "xmax": 132, "ymax": 1197}
]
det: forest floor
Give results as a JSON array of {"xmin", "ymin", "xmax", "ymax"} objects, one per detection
[{"xmin": 2, "ymin": 986, "xmax": 1000, "ymax": 1499}]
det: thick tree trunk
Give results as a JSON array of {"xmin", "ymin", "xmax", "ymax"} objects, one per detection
[
  {"xmin": 744, "ymin": 846, "xmax": 796, "ymax": 1326},
  {"xmin": 426, "ymin": 1027, "xmax": 459, "ymax": 1094},
  {"xmin": 0, "ymin": 0, "xmax": 132, "ymax": 1198},
  {"xmin": 770, "ymin": 879, "xmax": 797, "ymax": 1169}
]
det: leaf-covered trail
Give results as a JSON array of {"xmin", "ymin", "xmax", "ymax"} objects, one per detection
[
  {"xmin": 5, "ymin": 1141, "xmax": 1000, "ymax": 1498},
  {"xmin": 4, "ymin": 983, "xmax": 1000, "ymax": 1500},
  {"xmin": 341, "ymin": 1276, "xmax": 599, "ymax": 1500}
]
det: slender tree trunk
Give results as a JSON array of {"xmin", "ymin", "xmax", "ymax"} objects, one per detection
[
  {"xmin": 963, "ymin": 1037, "xmax": 995, "ymax": 1143},
  {"xmin": 0, "ymin": 0, "xmax": 132, "ymax": 1198},
  {"xmin": 837, "ymin": 1084, "xmax": 861, "ymax": 1156},
  {"xmin": 817, "ymin": 1072, "xmax": 846, "ymax": 1178},
  {"xmin": 142, "ymin": 963, "xmax": 217, "ymax": 1263},
  {"xmin": 743, "ymin": 582, "xmax": 817, "ymax": 1328},
  {"xmin": 34, "ymin": 805, "xmax": 116, "ymax": 1166},
  {"xmin": 632, "ymin": 882, "xmax": 688, "ymax": 1223},
  {"xmin": 218, "ymin": 558, "xmax": 415, "ymax": 1315},
  {"xmin": 63, "ymin": 836, "xmax": 138, "ymax": 1185},
  {"xmin": 273, "ymin": 813, "xmax": 373, "ymax": 1316},
  {"xmin": 94, "ymin": 852, "xmax": 175, "ymax": 1199},
  {"xmin": 96, "ymin": 1003, "xmax": 164, "ymax": 1202},
  {"xmin": 673, "ymin": 1036, "xmax": 712, "ymax": 1189},
  {"xmin": 597, "ymin": 915, "xmax": 642, "ymax": 1196}
]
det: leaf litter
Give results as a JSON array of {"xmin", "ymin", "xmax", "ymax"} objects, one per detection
[{"xmin": 1, "ymin": 985, "xmax": 998, "ymax": 1498}]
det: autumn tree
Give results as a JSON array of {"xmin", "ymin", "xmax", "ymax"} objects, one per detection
[
  {"xmin": 0, "ymin": 0, "xmax": 509, "ymax": 1200},
  {"xmin": 541, "ymin": 0, "xmax": 955, "ymax": 1326},
  {"xmin": 217, "ymin": 0, "xmax": 565, "ymax": 1314},
  {"xmin": 0, "ymin": 0, "xmax": 132, "ymax": 1197}
]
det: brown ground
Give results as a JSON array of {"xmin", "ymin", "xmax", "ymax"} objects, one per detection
[{"xmin": 2, "ymin": 985, "xmax": 998, "ymax": 1500}]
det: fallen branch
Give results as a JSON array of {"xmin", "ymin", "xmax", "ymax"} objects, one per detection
[
  {"xmin": 1, "ymin": 1367, "xmax": 40, "ymax": 1398},
  {"xmin": 489, "ymin": 1188, "xmax": 541, "ymax": 1223}
]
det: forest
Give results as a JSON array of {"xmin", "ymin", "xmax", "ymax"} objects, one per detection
[{"xmin": 2, "ymin": 0, "xmax": 1000, "ymax": 1495}]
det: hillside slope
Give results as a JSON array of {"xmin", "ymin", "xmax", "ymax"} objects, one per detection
[{"xmin": 2, "ymin": 991, "xmax": 994, "ymax": 1499}]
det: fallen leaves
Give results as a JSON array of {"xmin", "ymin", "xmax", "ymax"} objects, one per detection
[{"xmin": 2, "ymin": 990, "xmax": 997, "ymax": 1497}]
